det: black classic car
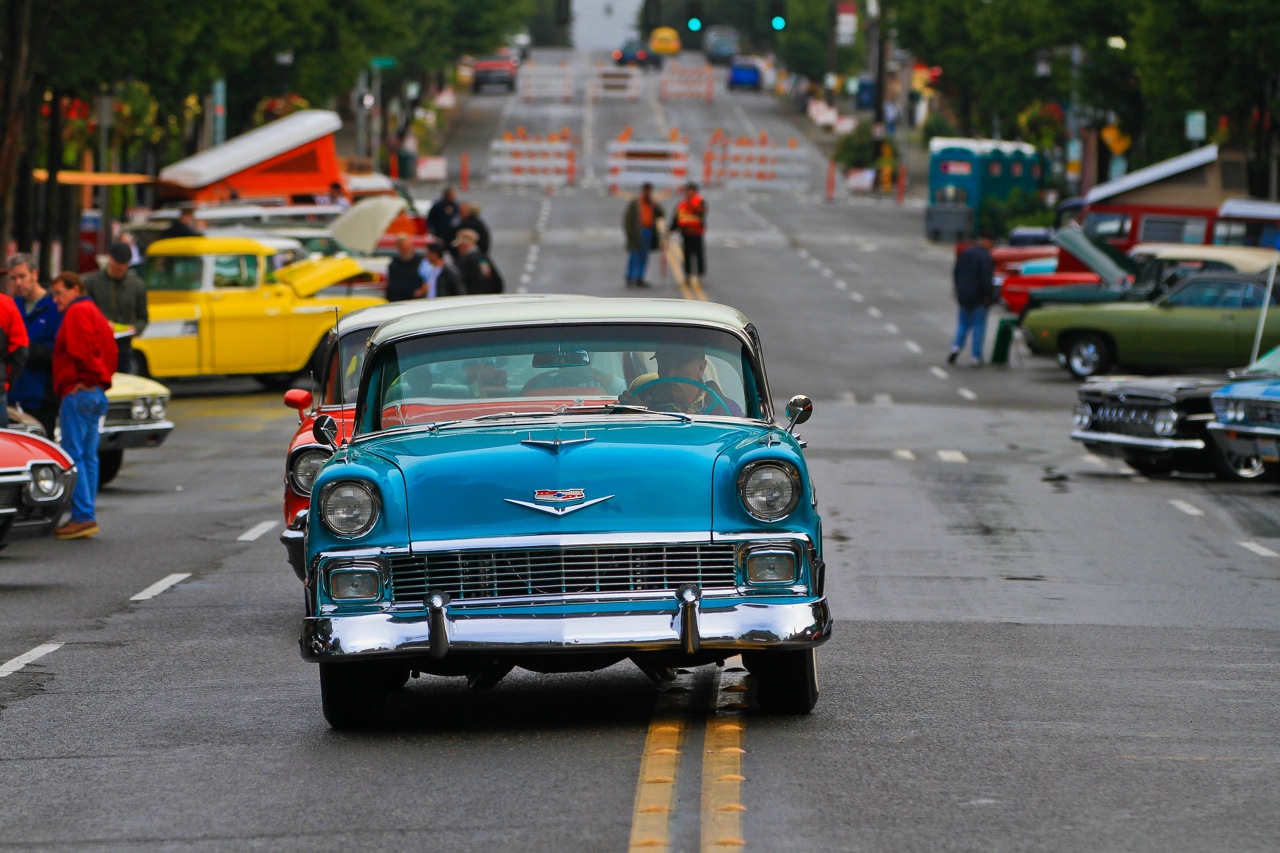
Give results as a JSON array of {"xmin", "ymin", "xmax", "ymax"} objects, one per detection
[{"xmin": 1072, "ymin": 374, "xmax": 1265, "ymax": 480}]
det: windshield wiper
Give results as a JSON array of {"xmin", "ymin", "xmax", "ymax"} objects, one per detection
[{"xmin": 558, "ymin": 403, "xmax": 692, "ymax": 422}]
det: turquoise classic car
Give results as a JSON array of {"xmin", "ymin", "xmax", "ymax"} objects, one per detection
[
  {"xmin": 294, "ymin": 296, "xmax": 831, "ymax": 729},
  {"xmin": 1022, "ymin": 271, "xmax": 1280, "ymax": 379},
  {"xmin": 1208, "ymin": 349, "xmax": 1280, "ymax": 478}
]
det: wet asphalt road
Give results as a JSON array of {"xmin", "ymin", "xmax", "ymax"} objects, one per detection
[{"xmin": 1, "ymin": 50, "xmax": 1278, "ymax": 853}]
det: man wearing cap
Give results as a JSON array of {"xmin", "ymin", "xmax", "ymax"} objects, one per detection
[
  {"xmin": 454, "ymin": 228, "xmax": 503, "ymax": 295},
  {"xmin": 385, "ymin": 234, "xmax": 426, "ymax": 301},
  {"xmin": 84, "ymin": 241, "xmax": 148, "ymax": 374},
  {"xmin": 8, "ymin": 254, "xmax": 58, "ymax": 435},
  {"xmin": 622, "ymin": 344, "xmax": 742, "ymax": 416}
]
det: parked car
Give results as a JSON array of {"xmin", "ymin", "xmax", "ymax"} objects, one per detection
[
  {"xmin": 648, "ymin": 26, "xmax": 682, "ymax": 56},
  {"xmin": 134, "ymin": 236, "xmax": 383, "ymax": 387},
  {"xmin": 1208, "ymin": 347, "xmax": 1280, "ymax": 478},
  {"xmin": 1071, "ymin": 373, "xmax": 1265, "ymax": 480},
  {"xmin": 472, "ymin": 49, "xmax": 519, "ymax": 92},
  {"xmin": 291, "ymin": 296, "xmax": 831, "ymax": 729},
  {"xmin": 703, "ymin": 26, "xmax": 740, "ymax": 65},
  {"xmin": 98, "ymin": 372, "xmax": 174, "ymax": 487},
  {"xmin": 613, "ymin": 40, "xmax": 662, "ymax": 69},
  {"xmin": 0, "ymin": 430, "xmax": 76, "ymax": 547},
  {"xmin": 1022, "ymin": 272, "xmax": 1280, "ymax": 379},
  {"xmin": 1004, "ymin": 224, "xmax": 1280, "ymax": 314}
]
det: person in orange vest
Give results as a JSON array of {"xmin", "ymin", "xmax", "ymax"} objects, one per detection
[
  {"xmin": 622, "ymin": 182, "xmax": 665, "ymax": 288},
  {"xmin": 670, "ymin": 182, "xmax": 708, "ymax": 287}
]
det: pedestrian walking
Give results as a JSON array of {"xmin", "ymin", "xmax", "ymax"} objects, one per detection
[
  {"xmin": 948, "ymin": 231, "xmax": 997, "ymax": 366},
  {"xmin": 420, "ymin": 242, "xmax": 465, "ymax": 298},
  {"xmin": 7, "ymin": 254, "xmax": 59, "ymax": 435},
  {"xmin": 49, "ymin": 272, "xmax": 117, "ymax": 540},
  {"xmin": 622, "ymin": 182, "xmax": 665, "ymax": 289},
  {"xmin": 454, "ymin": 229, "xmax": 503, "ymax": 294},
  {"xmin": 83, "ymin": 241, "xmax": 147, "ymax": 374},
  {"xmin": 457, "ymin": 202, "xmax": 492, "ymax": 256},
  {"xmin": 670, "ymin": 182, "xmax": 708, "ymax": 287},
  {"xmin": 385, "ymin": 234, "xmax": 426, "ymax": 301},
  {"xmin": 426, "ymin": 186, "xmax": 462, "ymax": 248}
]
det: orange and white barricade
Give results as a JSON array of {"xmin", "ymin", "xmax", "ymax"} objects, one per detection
[
  {"xmin": 659, "ymin": 66, "xmax": 715, "ymax": 103},
  {"xmin": 590, "ymin": 66, "xmax": 643, "ymax": 102},
  {"xmin": 606, "ymin": 131, "xmax": 690, "ymax": 194},
  {"xmin": 487, "ymin": 133, "xmax": 577, "ymax": 188},
  {"xmin": 703, "ymin": 132, "xmax": 810, "ymax": 193},
  {"xmin": 518, "ymin": 61, "xmax": 576, "ymax": 102}
]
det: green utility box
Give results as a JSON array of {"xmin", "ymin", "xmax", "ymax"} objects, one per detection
[{"xmin": 990, "ymin": 317, "xmax": 1018, "ymax": 365}]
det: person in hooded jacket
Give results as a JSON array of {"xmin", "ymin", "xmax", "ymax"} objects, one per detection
[{"xmin": 7, "ymin": 254, "xmax": 60, "ymax": 435}]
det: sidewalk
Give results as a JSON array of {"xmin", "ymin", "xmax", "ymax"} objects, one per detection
[{"xmin": 787, "ymin": 101, "xmax": 929, "ymax": 203}]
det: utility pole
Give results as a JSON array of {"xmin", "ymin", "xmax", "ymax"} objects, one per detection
[
  {"xmin": 872, "ymin": 0, "xmax": 886, "ymax": 126},
  {"xmin": 824, "ymin": 1, "xmax": 837, "ymax": 106}
]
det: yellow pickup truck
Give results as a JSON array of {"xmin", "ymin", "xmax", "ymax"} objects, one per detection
[{"xmin": 135, "ymin": 237, "xmax": 384, "ymax": 387}]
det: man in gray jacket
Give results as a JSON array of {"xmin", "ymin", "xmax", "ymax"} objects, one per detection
[{"xmin": 84, "ymin": 242, "xmax": 148, "ymax": 373}]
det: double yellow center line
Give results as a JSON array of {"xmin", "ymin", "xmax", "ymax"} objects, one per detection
[
  {"xmin": 663, "ymin": 238, "xmax": 708, "ymax": 301},
  {"xmin": 627, "ymin": 658, "xmax": 751, "ymax": 852}
]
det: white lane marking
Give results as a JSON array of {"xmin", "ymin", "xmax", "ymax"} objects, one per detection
[
  {"xmin": 0, "ymin": 643, "xmax": 63, "ymax": 678},
  {"xmin": 873, "ymin": 393, "xmax": 893, "ymax": 405},
  {"xmin": 797, "ymin": 248, "xmax": 809, "ymax": 258},
  {"xmin": 904, "ymin": 340, "xmax": 923, "ymax": 354},
  {"xmin": 838, "ymin": 391, "xmax": 856, "ymax": 403},
  {"xmin": 1169, "ymin": 500, "xmax": 1204, "ymax": 518},
  {"xmin": 1239, "ymin": 541, "xmax": 1280, "ymax": 558},
  {"xmin": 958, "ymin": 388, "xmax": 978, "ymax": 401},
  {"xmin": 1081, "ymin": 454, "xmax": 1109, "ymax": 467},
  {"xmin": 893, "ymin": 449, "xmax": 916, "ymax": 461},
  {"xmin": 850, "ymin": 292, "xmax": 864, "ymax": 302},
  {"xmin": 131, "ymin": 573, "xmax": 193, "ymax": 602},
  {"xmin": 821, "ymin": 268, "xmax": 833, "ymax": 278},
  {"xmin": 930, "ymin": 366, "xmax": 949, "ymax": 379},
  {"xmin": 808, "ymin": 258, "xmax": 822, "ymax": 269},
  {"xmin": 520, "ymin": 274, "xmax": 533, "ymax": 285},
  {"xmin": 884, "ymin": 323, "xmax": 899, "ymax": 334},
  {"xmin": 938, "ymin": 450, "xmax": 968, "ymax": 463},
  {"xmin": 867, "ymin": 307, "xmax": 882, "ymax": 319},
  {"xmin": 834, "ymin": 279, "xmax": 848, "ymax": 290},
  {"xmin": 237, "ymin": 521, "xmax": 278, "ymax": 542}
]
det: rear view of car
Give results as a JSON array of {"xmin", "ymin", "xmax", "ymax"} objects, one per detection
[
  {"xmin": 473, "ymin": 49, "xmax": 518, "ymax": 92},
  {"xmin": 727, "ymin": 58, "xmax": 763, "ymax": 91}
]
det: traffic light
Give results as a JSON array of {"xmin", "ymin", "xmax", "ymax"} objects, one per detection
[
  {"xmin": 687, "ymin": 0, "xmax": 702, "ymax": 32},
  {"xmin": 769, "ymin": 1, "xmax": 786, "ymax": 31}
]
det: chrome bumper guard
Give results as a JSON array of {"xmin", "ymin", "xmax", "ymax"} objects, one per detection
[
  {"xmin": 300, "ymin": 592, "xmax": 832, "ymax": 661},
  {"xmin": 1205, "ymin": 422, "xmax": 1280, "ymax": 454},
  {"xmin": 97, "ymin": 420, "xmax": 175, "ymax": 451},
  {"xmin": 1071, "ymin": 429, "xmax": 1202, "ymax": 451},
  {"xmin": 280, "ymin": 510, "xmax": 308, "ymax": 581}
]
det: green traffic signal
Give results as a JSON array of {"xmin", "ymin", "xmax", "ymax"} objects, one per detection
[
  {"xmin": 688, "ymin": 17, "xmax": 702, "ymax": 31},
  {"xmin": 771, "ymin": 15, "xmax": 786, "ymax": 30}
]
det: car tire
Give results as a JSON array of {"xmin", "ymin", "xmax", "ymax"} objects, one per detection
[
  {"xmin": 98, "ymin": 449, "xmax": 124, "ymax": 489},
  {"xmin": 319, "ymin": 662, "xmax": 392, "ymax": 730},
  {"xmin": 743, "ymin": 648, "xmax": 819, "ymax": 714},
  {"xmin": 1208, "ymin": 437, "xmax": 1268, "ymax": 481},
  {"xmin": 1065, "ymin": 333, "xmax": 1112, "ymax": 379}
]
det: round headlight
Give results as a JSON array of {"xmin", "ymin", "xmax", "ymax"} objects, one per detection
[
  {"xmin": 1072, "ymin": 401, "xmax": 1093, "ymax": 429},
  {"xmin": 738, "ymin": 462, "xmax": 801, "ymax": 521},
  {"xmin": 1153, "ymin": 408, "xmax": 1178, "ymax": 437},
  {"xmin": 320, "ymin": 480, "xmax": 379, "ymax": 537},
  {"xmin": 1231, "ymin": 400, "xmax": 1247, "ymax": 423},
  {"xmin": 130, "ymin": 399, "xmax": 149, "ymax": 420},
  {"xmin": 29, "ymin": 464, "xmax": 63, "ymax": 500},
  {"xmin": 149, "ymin": 397, "xmax": 168, "ymax": 419},
  {"xmin": 289, "ymin": 448, "xmax": 331, "ymax": 495}
]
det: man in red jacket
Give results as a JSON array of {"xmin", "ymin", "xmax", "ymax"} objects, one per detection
[
  {"xmin": 0, "ymin": 278, "xmax": 30, "ymax": 429},
  {"xmin": 49, "ymin": 272, "xmax": 117, "ymax": 540}
]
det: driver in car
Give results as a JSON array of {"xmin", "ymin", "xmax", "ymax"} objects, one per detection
[{"xmin": 622, "ymin": 344, "xmax": 742, "ymax": 415}]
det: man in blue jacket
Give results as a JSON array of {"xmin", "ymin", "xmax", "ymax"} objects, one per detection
[
  {"xmin": 948, "ymin": 231, "xmax": 996, "ymax": 366},
  {"xmin": 7, "ymin": 255, "xmax": 60, "ymax": 435}
]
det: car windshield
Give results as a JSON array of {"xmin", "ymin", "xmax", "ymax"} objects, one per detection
[
  {"xmin": 323, "ymin": 327, "xmax": 377, "ymax": 406},
  {"xmin": 142, "ymin": 256, "xmax": 203, "ymax": 291},
  {"xmin": 1240, "ymin": 345, "xmax": 1280, "ymax": 377},
  {"xmin": 357, "ymin": 324, "xmax": 765, "ymax": 434}
]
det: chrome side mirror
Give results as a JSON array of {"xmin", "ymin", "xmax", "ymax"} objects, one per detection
[
  {"xmin": 785, "ymin": 395, "xmax": 813, "ymax": 432},
  {"xmin": 313, "ymin": 413, "xmax": 340, "ymax": 448}
]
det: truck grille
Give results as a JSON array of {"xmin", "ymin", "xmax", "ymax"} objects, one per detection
[
  {"xmin": 1091, "ymin": 402, "xmax": 1161, "ymax": 438},
  {"xmin": 387, "ymin": 543, "xmax": 739, "ymax": 602}
]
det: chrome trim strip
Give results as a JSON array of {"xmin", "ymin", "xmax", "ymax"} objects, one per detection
[
  {"xmin": 300, "ymin": 597, "xmax": 832, "ymax": 660},
  {"xmin": 504, "ymin": 495, "xmax": 614, "ymax": 515},
  {"xmin": 1206, "ymin": 422, "xmax": 1280, "ymax": 438},
  {"xmin": 1071, "ymin": 429, "xmax": 1203, "ymax": 450},
  {"xmin": 403, "ymin": 531, "xmax": 814, "ymax": 552},
  {"xmin": 98, "ymin": 420, "xmax": 175, "ymax": 436}
]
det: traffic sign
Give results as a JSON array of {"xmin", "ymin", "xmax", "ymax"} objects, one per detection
[
  {"xmin": 1185, "ymin": 110, "xmax": 1206, "ymax": 142},
  {"xmin": 371, "ymin": 56, "xmax": 398, "ymax": 70}
]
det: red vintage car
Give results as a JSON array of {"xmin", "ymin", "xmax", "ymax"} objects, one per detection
[
  {"xmin": 278, "ymin": 296, "xmax": 580, "ymax": 577},
  {"xmin": 0, "ymin": 430, "xmax": 76, "ymax": 547}
]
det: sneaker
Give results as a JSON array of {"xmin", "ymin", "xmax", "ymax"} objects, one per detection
[
  {"xmin": 634, "ymin": 279, "xmax": 651, "ymax": 288},
  {"xmin": 55, "ymin": 520, "xmax": 99, "ymax": 540},
  {"xmin": 946, "ymin": 349, "xmax": 959, "ymax": 365}
]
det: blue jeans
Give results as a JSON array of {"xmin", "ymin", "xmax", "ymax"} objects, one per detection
[
  {"xmin": 626, "ymin": 228, "xmax": 653, "ymax": 282},
  {"xmin": 60, "ymin": 388, "xmax": 108, "ymax": 523},
  {"xmin": 951, "ymin": 305, "xmax": 988, "ymax": 360}
]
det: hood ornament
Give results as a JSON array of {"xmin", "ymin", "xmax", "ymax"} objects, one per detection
[
  {"xmin": 521, "ymin": 432, "xmax": 595, "ymax": 453},
  {"xmin": 505, "ymin": 488, "xmax": 614, "ymax": 516}
]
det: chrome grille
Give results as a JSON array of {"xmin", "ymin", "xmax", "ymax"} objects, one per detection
[
  {"xmin": 387, "ymin": 543, "xmax": 738, "ymax": 602},
  {"xmin": 106, "ymin": 402, "xmax": 134, "ymax": 423},
  {"xmin": 1244, "ymin": 401, "xmax": 1280, "ymax": 427},
  {"xmin": 1091, "ymin": 402, "xmax": 1161, "ymax": 438}
]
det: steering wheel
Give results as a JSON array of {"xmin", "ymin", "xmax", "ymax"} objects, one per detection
[{"xmin": 630, "ymin": 376, "xmax": 731, "ymax": 415}]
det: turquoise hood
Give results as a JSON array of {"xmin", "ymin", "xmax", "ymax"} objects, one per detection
[{"xmin": 360, "ymin": 420, "xmax": 770, "ymax": 543}]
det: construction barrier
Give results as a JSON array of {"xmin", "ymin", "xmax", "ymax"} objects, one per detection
[
  {"xmin": 518, "ymin": 62, "xmax": 576, "ymax": 102},
  {"xmin": 702, "ymin": 132, "xmax": 810, "ymax": 193},
  {"xmin": 590, "ymin": 66, "xmax": 643, "ymax": 102},
  {"xmin": 488, "ymin": 134, "xmax": 577, "ymax": 188},
  {"xmin": 606, "ymin": 131, "xmax": 690, "ymax": 193},
  {"xmin": 659, "ymin": 66, "xmax": 715, "ymax": 103}
]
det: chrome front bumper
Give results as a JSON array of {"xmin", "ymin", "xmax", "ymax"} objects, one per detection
[
  {"xmin": 1071, "ymin": 429, "xmax": 1203, "ymax": 452},
  {"xmin": 300, "ymin": 595, "xmax": 832, "ymax": 662},
  {"xmin": 1206, "ymin": 422, "xmax": 1280, "ymax": 458},
  {"xmin": 98, "ymin": 420, "xmax": 175, "ymax": 451}
]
